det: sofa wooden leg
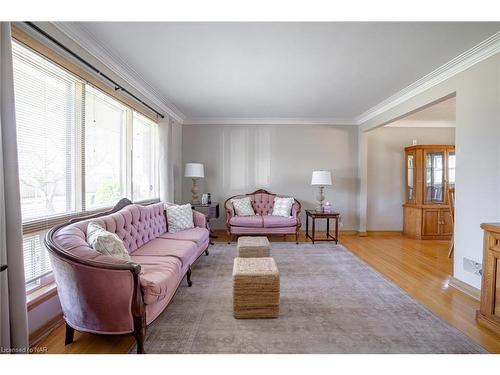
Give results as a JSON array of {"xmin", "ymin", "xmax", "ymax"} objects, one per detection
[
  {"xmin": 64, "ymin": 322, "xmax": 75, "ymax": 345},
  {"xmin": 296, "ymin": 231, "xmax": 299, "ymax": 245},
  {"xmin": 134, "ymin": 326, "xmax": 146, "ymax": 354},
  {"xmin": 187, "ymin": 266, "xmax": 193, "ymax": 287},
  {"xmin": 205, "ymin": 248, "xmax": 209, "ymax": 256}
]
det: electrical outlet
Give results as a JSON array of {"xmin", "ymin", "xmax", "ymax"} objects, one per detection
[{"xmin": 463, "ymin": 258, "xmax": 482, "ymax": 276}]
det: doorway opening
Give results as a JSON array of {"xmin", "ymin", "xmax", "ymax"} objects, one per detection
[{"xmin": 365, "ymin": 95, "xmax": 456, "ymax": 275}]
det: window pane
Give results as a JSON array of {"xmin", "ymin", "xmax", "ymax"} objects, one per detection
[
  {"xmin": 85, "ymin": 86, "xmax": 127, "ymax": 209},
  {"xmin": 23, "ymin": 231, "xmax": 52, "ymax": 287},
  {"xmin": 133, "ymin": 113, "xmax": 157, "ymax": 201},
  {"xmin": 13, "ymin": 42, "xmax": 78, "ymax": 221}
]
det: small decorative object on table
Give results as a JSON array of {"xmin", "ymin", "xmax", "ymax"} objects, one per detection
[
  {"xmin": 201, "ymin": 193, "xmax": 208, "ymax": 205},
  {"xmin": 305, "ymin": 209, "xmax": 340, "ymax": 244},
  {"xmin": 323, "ymin": 201, "xmax": 332, "ymax": 214},
  {"xmin": 311, "ymin": 170, "xmax": 332, "ymax": 212}
]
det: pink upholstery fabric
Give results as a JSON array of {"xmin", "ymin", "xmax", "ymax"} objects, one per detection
[
  {"xmin": 55, "ymin": 202, "xmax": 167, "ymax": 256},
  {"xmin": 262, "ymin": 215, "xmax": 297, "ymax": 228},
  {"xmin": 159, "ymin": 227, "xmax": 209, "ymax": 247},
  {"xmin": 50, "ymin": 255, "xmax": 135, "ymax": 334},
  {"xmin": 128, "ymin": 255, "xmax": 182, "ymax": 305},
  {"xmin": 251, "ymin": 193, "xmax": 276, "ymax": 215},
  {"xmin": 50, "ymin": 202, "xmax": 210, "ymax": 337},
  {"xmin": 225, "ymin": 191, "xmax": 301, "ymax": 237},
  {"xmin": 131, "ymin": 238, "xmax": 197, "ymax": 269},
  {"xmin": 230, "ymin": 226, "xmax": 297, "ymax": 234},
  {"xmin": 229, "ymin": 215, "xmax": 264, "ymax": 228},
  {"xmin": 192, "ymin": 210, "xmax": 207, "ymax": 229}
]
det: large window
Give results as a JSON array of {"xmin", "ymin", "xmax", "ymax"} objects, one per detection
[
  {"xmin": 12, "ymin": 41, "xmax": 160, "ymax": 290},
  {"xmin": 14, "ymin": 41, "xmax": 80, "ymax": 221},
  {"xmin": 85, "ymin": 86, "xmax": 127, "ymax": 209},
  {"xmin": 133, "ymin": 113, "xmax": 158, "ymax": 201}
]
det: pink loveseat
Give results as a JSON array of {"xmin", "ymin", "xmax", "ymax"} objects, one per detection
[
  {"xmin": 224, "ymin": 189, "xmax": 302, "ymax": 244},
  {"xmin": 45, "ymin": 199, "xmax": 209, "ymax": 353}
]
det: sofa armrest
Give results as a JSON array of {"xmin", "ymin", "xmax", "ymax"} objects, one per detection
[
  {"xmin": 224, "ymin": 200, "xmax": 235, "ymax": 227},
  {"xmin": 292, "ymin": 202, "xmax": 301, "ymax": 228},
  {"xmin": 51, "ymin": 254, "xmax": 140, "ymax": 334},
  {"xmin": 192, "ymin": 210, "xmax": 207, "ymax": 228}
]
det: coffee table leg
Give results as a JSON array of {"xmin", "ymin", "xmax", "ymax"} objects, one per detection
[{"xmin": 326, "ymin": 217, "xmax": 330, "ymax": 239}]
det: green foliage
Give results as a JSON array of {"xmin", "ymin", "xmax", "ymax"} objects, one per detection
[{"xmin": 94, "ymin": 180, "xmax": 121, "ymax": 205}]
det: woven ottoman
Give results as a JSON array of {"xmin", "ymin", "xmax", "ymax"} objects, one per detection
[
  {"xmin": 237, "ymin": 236, "xmax": 271, "ymax": 258},
  {"xmin": 232, "ymin": 257, "xmax": 280, "ymax": 319}
]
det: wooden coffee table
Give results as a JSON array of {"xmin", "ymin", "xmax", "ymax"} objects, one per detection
[{"xmin": 305, "ymin": 209, "xmax": 340, "ymax": 244}]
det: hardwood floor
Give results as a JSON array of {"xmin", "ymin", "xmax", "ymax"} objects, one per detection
[{"xmin": 37, "ymin": 231, "xmax": 500, "ymax": 354}]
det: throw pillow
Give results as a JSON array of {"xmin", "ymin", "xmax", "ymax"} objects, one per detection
[
  {"xmin": 232, "ymin": 197, "xmax": 255, "ymax": 216},
  {"xmin": 166, "ymin": 203, "xmax": 194, "ymax": 233},
  {"xmin": 86, "ymin": 222, "xmax": 131, "ymax": 261},
  {"xmin": 272, "ymin": 197, "xmax": 295, "ymax": 217}
]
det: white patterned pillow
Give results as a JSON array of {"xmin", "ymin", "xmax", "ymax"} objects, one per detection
[
  {"xmin": 166, "ymin": 204, "xmax": 194, "ymax": 233},
  {"xmin": 272, "ymin": 197, "xmax": 295, "ymax": 217},
  {"xmin": 87, "ymin": 222, "xmax": 131, "ymax": 261},
  {"xmin": 232, "ymin": 197, "xmax": 255, "ymax": 216}
]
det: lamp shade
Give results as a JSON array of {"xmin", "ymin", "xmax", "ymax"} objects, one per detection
[
  {"xmin": 311, "ymin": 170, "xmax": 332, "ymax": 186},
  {"xmin": 184, "ymin": 163, "xmax": 204, "ymax": 178}
]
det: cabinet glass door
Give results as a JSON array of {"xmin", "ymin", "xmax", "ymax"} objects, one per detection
[
  {"xmin": 425, "ymin": 151, "xmax": 444, "ymax": 203},
  {"xmin": 406, "ymin": 153, "xmax": 415, "ymax": 203},
  {"xmin": 448, "ymin": 151, "xmax": 456, "ymax": 189}
]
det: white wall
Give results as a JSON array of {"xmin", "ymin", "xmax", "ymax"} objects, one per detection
[
  {"xmin": 171, "ymin": 120, "xmax": 183, "ymax": 203},
  {"xmin": 367, "ymin": 127, "xmax": 455, "ymax": 230},
  {"xmin": 182, "ymin": 124, "xmax": 359, "ymax": 231},
  {"xmin": 359, "ymin": 53, "xmax": 500, "ymax": 288}
]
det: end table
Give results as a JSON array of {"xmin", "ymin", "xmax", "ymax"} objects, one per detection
[{"xmin": 305, "ymin": 209, "xmax": 340, "ymax": 244}]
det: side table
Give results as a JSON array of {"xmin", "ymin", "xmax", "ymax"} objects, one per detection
[
  {"xmin": 191, "ymin": 202, "xmax": 220, "ymax": 245},
  {"xmin": 305, "ymin": 209, "xmax": 340, "ymax": 244}
]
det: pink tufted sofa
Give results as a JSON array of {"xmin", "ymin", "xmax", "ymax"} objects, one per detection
[
  {"xmin": 45, "ymin": 198, "xmax": 209, "ymax": 353},
  {"xmin": 224, "ymin": 189, "xmax": 301, "ymax": 244}
]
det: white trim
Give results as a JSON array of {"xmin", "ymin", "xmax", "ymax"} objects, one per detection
[
  {"xmin": 449, "ymin": 276, "xmax": 480, "ymax": 301},
  {"xmin": 183, "ymin": 117, "xmax": 357, "ymax": 126},
  {"xmin": 51, "ymin": 22, "xmax": 185, "ymax": 123},
  {"xmin": 356, "ymin": 32, "xmax": 500, "ymax": 125}
]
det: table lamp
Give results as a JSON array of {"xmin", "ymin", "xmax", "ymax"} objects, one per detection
[
  {"xmin": 185, "ymin": 163, "xmax": 204, "ymax": 204},
  {"xmin": 311, "ymin": 170, "xmax": 332, "ymax": 212}
]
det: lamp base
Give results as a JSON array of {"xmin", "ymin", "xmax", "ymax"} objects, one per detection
[
  {"xmin": 315, "ymin": 186, "xmax": 325, "ymax": 212},
  {"xmin": 191, "ymin": 178, "xmax": 200, "ymax": 205}
]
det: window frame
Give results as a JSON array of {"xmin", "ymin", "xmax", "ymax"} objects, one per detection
[{"xmin": 11, "ymin": 33, "xmax": 161, "ymax": 294}]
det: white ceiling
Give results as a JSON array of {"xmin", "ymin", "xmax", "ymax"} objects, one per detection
[
  {"xmin": 72, "ymin": 22, "xmax": 499, "ymax": 123},
  {"xmin": 385, "ymin": 96, "xmax": 456, "ymax": 128}
]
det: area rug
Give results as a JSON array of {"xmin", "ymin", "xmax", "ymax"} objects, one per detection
[{"xmin": 135, "ymin": 243, "xmax": 486, "ymax": 354}]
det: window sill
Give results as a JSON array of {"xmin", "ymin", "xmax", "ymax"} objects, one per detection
[{"xmin": 27, "ymin": 282, "xmax": 57, "ymax": 312}]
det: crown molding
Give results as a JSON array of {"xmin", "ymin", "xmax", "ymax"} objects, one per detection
[
  {"xmin": 183, "ymin": 117, "xmax": 357, "ymax": 126},
  {"xmin": 51, "ymin": 22, "xmax": 185, "ymax": 123},
  {"xmin": 356, "ymin": 31, "xmax": 500, "ymax": 125},
  {"xmin": 42, "ymin": 24, "xmax": 499, "ymax": 127}
]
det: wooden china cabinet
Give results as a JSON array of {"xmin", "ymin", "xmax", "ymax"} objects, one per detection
[{"xmin": 403, "ymin": 145, "xmax": 455, "ymax": 240}]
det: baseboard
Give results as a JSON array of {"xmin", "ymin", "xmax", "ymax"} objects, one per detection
[
  {"xmin": 29, "ymin": 313, "xmax": 64, "ymax": 348},
  {"xmin": 449, "ymin": 276, "xmax": 480, "ymax": 301},
  {"xmin": 367, "ymin": 230, "xmax": 403, "ymax": 235}
]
